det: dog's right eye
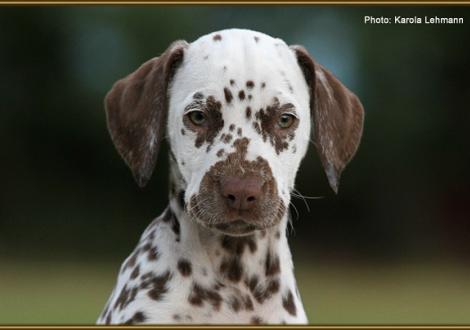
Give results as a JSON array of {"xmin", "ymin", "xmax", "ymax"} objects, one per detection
[{"xmin": 187, "ymin": 111, "xmax": 207, "ymax": 126}]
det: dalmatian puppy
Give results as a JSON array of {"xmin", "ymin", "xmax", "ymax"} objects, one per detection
[{"xmin": 97, "ymin": 28, "xmax": 364, "ymax": 325}]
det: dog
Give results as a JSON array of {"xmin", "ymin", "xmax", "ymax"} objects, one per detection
[{"xmin": 97, "ymin": 28, "xmax": 364, "ymax": 325}]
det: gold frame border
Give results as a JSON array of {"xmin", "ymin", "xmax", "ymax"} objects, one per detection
[
  {"xmin": 0, "ymin": 1, "xmax": 469, "ymax": 328},
  {"xmin": 1, "ymin": 1, "xmax": 470, "ymax": 4}
]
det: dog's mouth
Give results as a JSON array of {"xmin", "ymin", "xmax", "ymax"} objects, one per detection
[{"xmin": 211, "ymin": 219, "xmax": 259, "ymax": 236}]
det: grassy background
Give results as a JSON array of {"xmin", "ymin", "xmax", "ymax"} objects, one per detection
[{"xmin": 2, "ymin": 258, "xmax": 470, "ymax": 324}]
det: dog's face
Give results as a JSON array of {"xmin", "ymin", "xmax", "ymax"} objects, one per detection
[
  {"xmin": 167, "ymin": 31, "xmax": 311, "ymax": 235},
  {"xmin": 104, "ymin": 29, "xmax": 364, "ymax": 236}
]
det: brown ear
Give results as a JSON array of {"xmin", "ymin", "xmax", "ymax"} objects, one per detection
[
  {"xmin": 291, "ymin": 45, "xmax": 364, "ymax": 193},
  {"xmin": 105, "ymin": 41, "xmax": 187, "ymax": 187}
]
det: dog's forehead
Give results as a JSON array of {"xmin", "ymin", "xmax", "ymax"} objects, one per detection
[{"xmin": 170, "ymin": 29, "xmax": 309, "ymax": 111}]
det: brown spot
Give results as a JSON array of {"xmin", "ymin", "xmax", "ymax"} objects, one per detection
[
  {"xmin": 230, "ymin": 79, "xmax": 235, "ymax": 86},
  {"xmin": 114, "ymin": 284, "xmax": 138, "ymax": 311},
  {"xmin": 248, "ymin": 94, "xmax": 252, "ymax": 100},
  {"xmin": 130, "ymin": 265, "xmax": 140, "ymax": 279},
  {"xmin": 188, "ymin": 283, "xmax": 222, "ymax": 310},
  {"xmin": 123, "ymin": 250, "xmax": 138, "ymax": 271},
  {"xmin": 193, "ymin": 92, "xmax": 204, "ymax": 99},
  {"xmin": 216, "ymin": 149, "xmax": 224, "ymax": 157},
  {"xmin": 244, "ymin": 295, "xmax": 254, "ymax": 311},
  {"xmin": 203, "ymin": 55, "xmax": 209, "ymax": 60},
  {"xmin": 224, "ymin": 87, "xmax": 233, "ymax": 103},
  {"xmin": 177, "ymin": 259, "xmax": 192, "ymax": 277},
  {"xmin": 144, "ymin": 271, "xmax": 172, "ymax": 301},
  {"xmin": 173, "ymin": 314, "xmax": 181, "ymax": 321},
  {"xmin": 253, "ymin": 122, "xmax": 261, "ymax": 135},
  {"xmin": 261, "ymin": 82, "xmax": 266, "ymax": 88},
  {"xmin": 282, "ymin": 290, "xmax": 297, "ymax": 316},
  {"xmin": 251, "ymin": 316, "xmax": 264, "ymax": 324},
  {"xmin": 184, "ymin": 96, "xmax": 224, "ymax": 149},
  {"xmin": 229, "ymin": 124, "xmax": 235, "ymax": 131},
  {"xmin": 254, "ymin": 36, "xmax": 259, "ymax": 43},
  {"xmin": 265, "ymin": 251, "xmax": 281, "ymax": 276},
  {"xmin": 246, "ymin": 80, "xmax": 254, "ymax": 89},
  {"xmin": 124, "ymin": 311, "xmax": 146, "ymax": 325},
  {"xmin": 221, "ymin": 235, "xmax": 257, "ymax": 255},
  {"xmin": 223, "ymin": 133, "xmax": 233, "ymax": 144},
  {"xmin": 220, "ymin": 257, "xmax": 243, "ymax": 282},
  {"xmin": 237, "ymin": 127, "xmax": 242, "ymax": 137},
  {"xmin": 229, "ymin": 295, "xmax": 241, "ymax": 312},
  {"xmin": 238, "ymin": 90, "xmax": 246, "ymax": 100},
  {"xmin": 142, "ymin": 242, "xmax": 152, "ymax": 252},
  {"xmin": 245, "ymin": 275, "xmax": 259, "ymax": 293},
  {"xmin": 246, "ymin": 106, "xmax": 252, "ymax": 119},
  {"xmin": 213, "ymin": 34, "xmax": 222, "ymax": 41},
  {"xmin": 181, "ymin": 128, "xmax": 185, "ymax": 135},
  {"xmin": 255, "ymin": 279, "xmax": 280, "ymax": 304}
]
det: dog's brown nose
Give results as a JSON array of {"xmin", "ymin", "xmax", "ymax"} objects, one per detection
[{"xmin": 221, "ymin": 176, "xmax": 263, "ymax": 211}]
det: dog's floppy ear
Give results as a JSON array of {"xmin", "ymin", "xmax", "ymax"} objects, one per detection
[
  {"xmin": 105, "ymin": 41, "xmax": 188, "ymax": 187},
  {"xmin": 291, "ymin": 45, "xmax": 364, "ymax": 193}
]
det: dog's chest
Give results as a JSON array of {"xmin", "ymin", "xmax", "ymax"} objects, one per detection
[{"xmin": 99, "ymin": 210, "xmax": 307, "ymax": 324}]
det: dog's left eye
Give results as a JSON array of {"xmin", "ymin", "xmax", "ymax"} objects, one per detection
[
  {"xmin": 187, "ymin": 111, "xmax": 207, "ymax": 126},
  {"xmin": 278, "ymin": 113, "xmax": 296, "ymax": 129}
]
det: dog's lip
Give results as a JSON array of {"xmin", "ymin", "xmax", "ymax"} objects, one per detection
[{"xmin": 213, "ymin": 219, "xmax": 257, "ymax": 236}]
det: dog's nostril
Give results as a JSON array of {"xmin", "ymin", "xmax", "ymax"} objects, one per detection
[
  {"xmin": 227, "ymin": 194, "xmax": 236, "ymax": 202},
  {"xmin": 247, "ymin": 196, "xmax": 256, "ymax": 202}
]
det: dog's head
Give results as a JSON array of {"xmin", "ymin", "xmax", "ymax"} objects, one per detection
[{"xmin": 105, "ymin": 29, "xmax": 364, "ymax": 236}]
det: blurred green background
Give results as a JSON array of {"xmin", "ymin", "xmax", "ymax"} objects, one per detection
[{"xmin": 1, "ymin": 5, "xmax": 470, "ymax": 324}]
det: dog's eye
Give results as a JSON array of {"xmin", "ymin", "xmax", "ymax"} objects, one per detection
[
  {"xmin": 187, "ymin": 111, "xmax": 207, "ymax": 126},
  {"xmin": 278, "ymin": 113, "xmax": 296, "ymax": 129}
]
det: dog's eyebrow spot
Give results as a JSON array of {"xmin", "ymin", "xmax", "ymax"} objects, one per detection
[
  {"xmin": 252, "ymin": 99, "xmax": 298, "ymax": 154},
  {"xmin": 246, "ymin": 80, "xmax": 254, "ymax": 89},
  {"xmin": 238, "ymin": 90, "xmax": 245, "ymax": 100},
  {"xmin": 213, "ymin": 34, "xmax": 222, "ymax": 41},
  {"xmin": 224, "ymin": 87, "xmax": 233, "ymax": 103}
]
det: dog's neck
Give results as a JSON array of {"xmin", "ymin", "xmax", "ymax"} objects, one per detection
[{"xmin": 167, "ymin": 156, "xmax": 298, "ymax": 295}]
